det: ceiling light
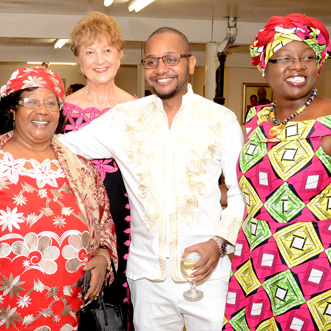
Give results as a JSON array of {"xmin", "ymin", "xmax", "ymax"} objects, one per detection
[
  {"xmin": 49, "ymin": 62, "xmax": 77, "ymax": 66},
  {"xmin": 27, "ymin": 62, "xmax": 43, "ymax": 65},
  {"xmin": 129, "ymin": 0, "xmax": 155, "ymax": 12},
  {"xmin": 54, "ymin": 39, "xmax": 69, "ymax": 49},
  {"xmin": 104, "ymin": 0, "xmax": 114, "ymax": 6}
]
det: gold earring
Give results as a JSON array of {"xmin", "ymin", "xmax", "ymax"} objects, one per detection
[
  {"xmin": 80, "ymin": 67, "xmax": 85, "ymax": 75},
  {"xmin": 118, "ymin": 60, "xmax": 121, "ymax": 68},
  {"xmin": 10, "ymin": 110, "xmax": 15, "ymax": 122}
]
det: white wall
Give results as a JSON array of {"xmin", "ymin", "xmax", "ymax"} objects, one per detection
[
  {"xmin": 115, "ymin": 65, "xmax": 138, "ymax": 97},
  {"xmin": 0, "ymin": 63, "xmax": 85, "ymax": 91}
]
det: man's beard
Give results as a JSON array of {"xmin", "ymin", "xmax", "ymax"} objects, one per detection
[
  {"xmin": 149, "ymin": 74, "xmax": 189, "ymax": 100},
  {"xmin": 151, "ymin": 86, "xmax": 177, "ymax": 99}
]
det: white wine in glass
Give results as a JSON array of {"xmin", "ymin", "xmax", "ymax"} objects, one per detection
[{"xmin": 180, "ymin": 251, "xmax": 203, "ymax": 300}]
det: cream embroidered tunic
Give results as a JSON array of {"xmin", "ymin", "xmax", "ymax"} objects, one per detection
[{"xmin": 59, "ymin": 85, "xmax": 245, "ymax": 282}]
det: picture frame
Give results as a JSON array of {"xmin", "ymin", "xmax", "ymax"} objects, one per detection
[{"xmin": 242, "ymin": 83, "xmax": 274, "ymax": 124}]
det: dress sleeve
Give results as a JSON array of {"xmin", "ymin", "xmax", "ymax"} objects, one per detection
[
  {"xmin": 91, "ymin": 162, "xmax": 118, "ymax": 274},
  {"xmin": 52, "ymin": 137, "xmax": 118, "ymax": 283},
  {"xmin": 216, "ymin": 119, "xmax": 245, "ymax": 246},
  {"xmin": 77, "ymin": 155, "xmax": 118, "ymax": 281}
]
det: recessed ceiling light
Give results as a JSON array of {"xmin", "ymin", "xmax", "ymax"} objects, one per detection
[
  {"xmin": 104, "ymin": 0, "xmax": 114, "ymax": 6},
  {"xmin": 128, "ymin": 0, "xmax": 155, "ymax": 12},
  {"xmin": 54, "ymin": 39, "xmax": 69, "ymax": 49}
]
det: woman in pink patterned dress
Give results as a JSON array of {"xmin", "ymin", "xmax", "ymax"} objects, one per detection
[
  {"xmin": 64, "ymin": 11, "xmax": 135, "ymax": 329},
  {"xmin": 0, "ymin": 67, "xmax": 117, "ymax": 330},
  {"xmin": 223, "ymin": 14, "xmax": 331, "ymax": 331}
]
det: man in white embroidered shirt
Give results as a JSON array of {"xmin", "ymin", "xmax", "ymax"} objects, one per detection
[{"xmin": 59, "ymin": 27, "xmax": 244, "ymax": 330}]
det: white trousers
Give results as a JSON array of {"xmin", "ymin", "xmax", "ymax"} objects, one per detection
[{"xmin": 127, "ymin": 260, "xmax": 229, "ymax": 331}]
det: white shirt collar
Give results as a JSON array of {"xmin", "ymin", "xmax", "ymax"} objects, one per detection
[{"xmin": 153, "ymin": 84, "xmax": 194, "ymax": 111}]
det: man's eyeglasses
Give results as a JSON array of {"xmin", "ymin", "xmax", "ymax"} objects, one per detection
[
  {"xmin": 268, "ymin": 54, "xmax": 317, "ymax": 67},
  {"xmin": 18, "ymin": 98, "xmax": 61, "ymax": 112},
  {"xmin": 141, "ymin": 53, "xmax": 191, "ymax": 69}
]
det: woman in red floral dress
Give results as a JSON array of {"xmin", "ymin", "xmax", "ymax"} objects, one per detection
[{"xmin": 0, "ymin": 67, "xmax": 117, "ymax": 330}]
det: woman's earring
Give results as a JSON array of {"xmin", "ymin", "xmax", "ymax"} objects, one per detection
[
  {"xmin": 118, "ymin": 60, "xmax": 121, "ymax": 69},
  {"xmin": 262, "ymin": 71, "xmax": 265, "ymax": 78},
  {"xmin": 80, "ymin": 67, "xmax": 85, "ymax": 75},
  {"xmin": 11, "ymin": 109, "xmax": 15, "ymax": 123}
]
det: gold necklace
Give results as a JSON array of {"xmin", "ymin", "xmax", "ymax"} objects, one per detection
[{"xmin": 269, "ymin": 89, "xmax": 317, "ymax": 136}]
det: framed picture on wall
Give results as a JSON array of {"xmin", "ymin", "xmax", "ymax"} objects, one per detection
[{"xmin": 242, "ymin": 83, "xmax": 274, "ymax": 124}]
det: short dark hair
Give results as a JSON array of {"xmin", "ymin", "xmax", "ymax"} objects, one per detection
[
  {"xmin": 145, "ymin": 27, "xmax": 191, "ymax": 54},
  {"xmin": 0, "ymin": 87, "xmax": 65, "ymax": 135}
]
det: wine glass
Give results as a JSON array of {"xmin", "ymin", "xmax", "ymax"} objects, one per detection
[{"xmin": 180, "ymin": 250, "xmax": 204, "ymax": 300}]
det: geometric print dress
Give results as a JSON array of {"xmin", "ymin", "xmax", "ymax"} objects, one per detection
[
  {"xmin": 223, "ymin": 105, "xmax": 331, "ymax": 331},
  {"xmin": 0, "ymin": 151, "xmax": 89, "ymax": 330}
]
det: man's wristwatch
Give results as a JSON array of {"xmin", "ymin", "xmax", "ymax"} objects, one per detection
[{"xmin": 211, "ymin": 236, "xmax": 228, "ymax": 257}]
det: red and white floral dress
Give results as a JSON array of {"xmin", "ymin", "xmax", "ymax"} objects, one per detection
[{"xmin": 0, "ymin": 150, "xmax": 89, "ymax": 330}]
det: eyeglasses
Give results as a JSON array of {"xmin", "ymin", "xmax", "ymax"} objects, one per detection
[
  {"xmin": 18, "ymin": 97, "xmax": 61, "ymax": 112},
  {"xmin": 141, "ymin": 53, "xmax": 191, "ymax": 69},
  {"xmin": 268, "ymin": 54, "xmax": 317, "ymax": 67}
]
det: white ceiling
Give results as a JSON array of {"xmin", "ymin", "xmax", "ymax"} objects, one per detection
[
  {"xmin": 0, "ymin": 0, "xmax": 330, "ymax": 62},
  {"xmin": 1, "ymin": 0, "xmax": 330, "ymax": 24}
]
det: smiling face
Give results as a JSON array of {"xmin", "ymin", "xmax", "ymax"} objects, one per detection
[
  {"xmin": 76, "ymin": 35, "xmax": 123, "ymax": 86},
  {"xmin": 265, "ymin": 41, "xmax": 319, "ymax": 103},
  {"xmin": 144, "ymin": 32, "xmax": 196, "ymax": 101},
  {"xmin": 12, "ymin": 88, "xmax": 60, "ymax": 146}
]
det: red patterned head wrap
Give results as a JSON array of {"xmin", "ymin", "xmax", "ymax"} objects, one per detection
[
  {"xmin": 250, "ymin": 13, "xmax": 331, "ymax": 73},
  {"xmin": 0, "ymin": 67, "xmax": 65, "ymax": 101}
]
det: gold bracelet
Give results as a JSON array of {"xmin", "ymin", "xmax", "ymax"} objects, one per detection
[{"xmin": 95, "ymin": 251, "xmax": 111, "ymax": 271}]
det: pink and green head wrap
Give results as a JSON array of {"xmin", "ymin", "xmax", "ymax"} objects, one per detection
[{"xmin": 250, "ymin": 13, "xmax": 331, "ymax": 73}]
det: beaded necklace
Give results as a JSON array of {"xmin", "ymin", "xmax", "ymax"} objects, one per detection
[{"xmin": 269, "ymin": 89, "xmax": 317, "ymax": 136}]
